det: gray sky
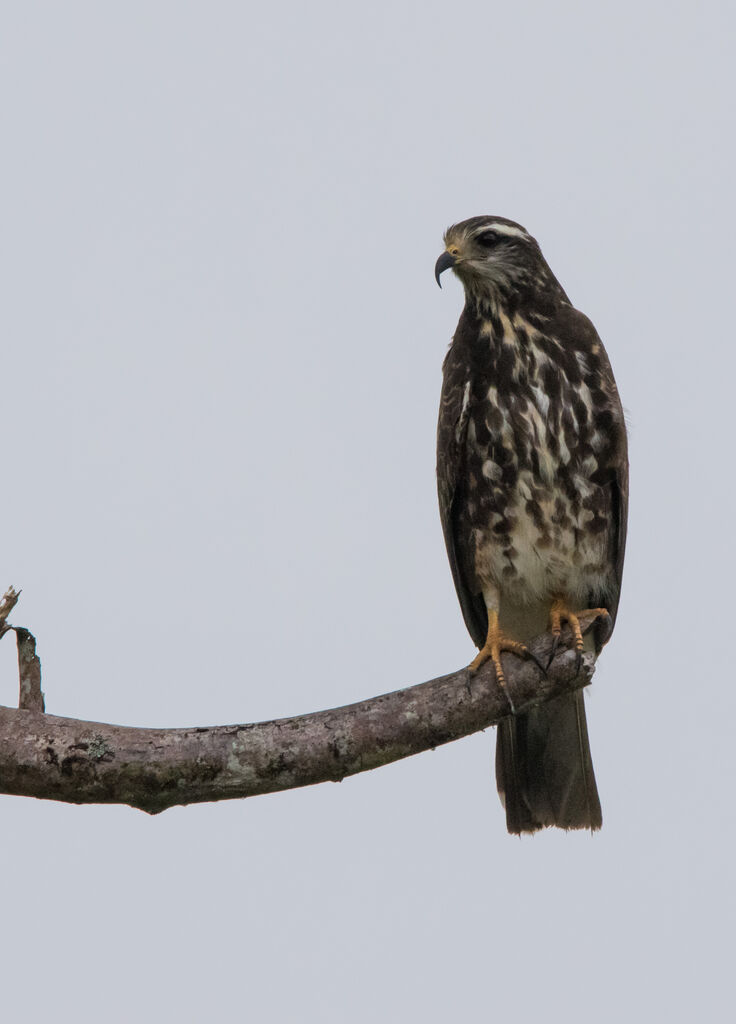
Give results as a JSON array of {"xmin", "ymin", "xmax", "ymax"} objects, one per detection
[{"xmin": 0, "ymin": 2, "xmax": 733, "ymax": 1020}]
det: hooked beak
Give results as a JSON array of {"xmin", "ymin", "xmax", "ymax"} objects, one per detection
[{"xmin": 434, "ymin": 251, "xmax": 457, "ymax": 288}]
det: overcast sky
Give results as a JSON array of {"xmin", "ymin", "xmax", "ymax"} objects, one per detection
[{"xmin": 0, "ymin": 2, "xmax": 733, "ymax": 1021}]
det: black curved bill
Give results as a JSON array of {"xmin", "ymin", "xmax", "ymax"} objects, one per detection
[{"xmin": 434, "ymin": 251, "xmax": 457, "ymax": 287}]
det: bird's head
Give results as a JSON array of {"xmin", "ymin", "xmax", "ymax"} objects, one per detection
[{"xmin": 435, "ymin": 216, "xmax": 557, "ymax": 304}]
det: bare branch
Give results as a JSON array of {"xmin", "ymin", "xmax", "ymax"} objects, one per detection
[
  {"xmin": 0, "ymin": 610, "xmax": 609, "ymax": 814},
  {"xmin": 15, "ymin": 628, "xmax": 44, "ymax": 713},
  {"xmin": 0, "ymin": 586, "xmax": 19, "ymax": 634},
  {"xmin": 0, "ymin": 587, "xmax": 45, "ymax": 710}
]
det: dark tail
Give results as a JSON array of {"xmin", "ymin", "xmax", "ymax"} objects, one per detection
[{"xmin": 495, "ymin": 690, "xmax": 602, "ymax": 834}]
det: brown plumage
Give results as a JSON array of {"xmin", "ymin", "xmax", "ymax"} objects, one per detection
[{"xmin": 435, "ymin": 216, "xmax": 628, "ymax": 833}]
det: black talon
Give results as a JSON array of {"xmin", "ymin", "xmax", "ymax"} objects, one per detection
[
  {"xmin": 546, "ymin": 631, "xmax": 561, "ymax": 670},
  {"xmin": 499, "ymin": 679, "xmax": 517, "ymax": 716}
]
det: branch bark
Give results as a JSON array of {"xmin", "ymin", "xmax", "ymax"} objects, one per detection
[{"xmin": 0, "ymin": 605, "xmax": 609, "ymax": 814}]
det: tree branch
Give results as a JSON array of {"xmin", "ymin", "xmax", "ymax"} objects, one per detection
[
  {"xmin": 0, "ymin": 594, "xmax": 609, "ymax": 814},
  {"xmin": 0, "ymin": 588, "xmax": 45, "ymax": 712}
]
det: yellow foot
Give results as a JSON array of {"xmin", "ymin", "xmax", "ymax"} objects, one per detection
[
  {"xmin": 548, "ymin": 599, "xmax": 608, "ymax": 663},
  {"xmin": 468, "ymin": 610, "xmax": 542, "ymax": 692}
]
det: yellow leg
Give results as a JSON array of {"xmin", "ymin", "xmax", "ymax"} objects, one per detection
[
  {"xmin": 548, "ymin": 598, "xmax": 608, "ymax": 659},
  {"xmin": 468, "ymin": 609, "xmax": 537, "ymax": 686}
]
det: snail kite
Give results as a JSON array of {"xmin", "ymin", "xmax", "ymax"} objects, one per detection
[{"xmin": 435, "ymin": 216, "xmax": 628, "ymax": 834}]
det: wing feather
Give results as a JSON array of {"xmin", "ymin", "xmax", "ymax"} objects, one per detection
[{"xmin": 436, "ymin": 322, "xmax": 487, "ymax": 649}]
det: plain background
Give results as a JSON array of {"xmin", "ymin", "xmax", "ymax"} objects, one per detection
[{"xmin": 1, "ymin": 2, "xmax": 733, "ymax": 1021}]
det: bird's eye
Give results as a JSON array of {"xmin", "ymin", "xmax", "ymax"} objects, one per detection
[{"xmin": 476, "ymin": 231, "xmax": 499, "ymax": 248}]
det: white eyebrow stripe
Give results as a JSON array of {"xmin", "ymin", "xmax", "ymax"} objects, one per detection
[{"xmin": 476, "ymin": 223, "xmax": 529, "ymax": 239}]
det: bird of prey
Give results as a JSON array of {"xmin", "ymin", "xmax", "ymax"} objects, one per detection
[{"xmin": 435, "ymin": 216, "xmax": 628, "ymax": 834}]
